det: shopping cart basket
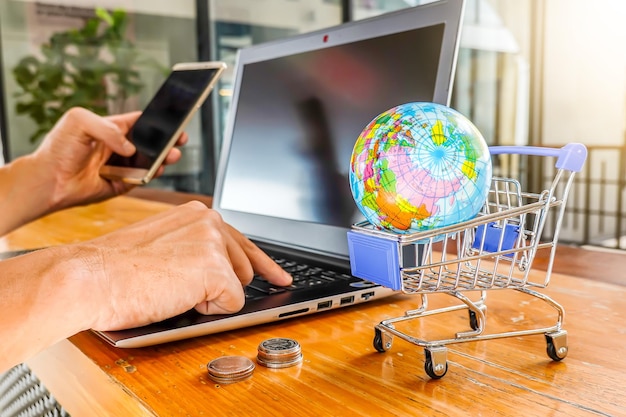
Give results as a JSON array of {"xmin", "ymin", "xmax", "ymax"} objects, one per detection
[{"xmin": 347, "ymin": 143, "xmax": 587, "ymax": 379}]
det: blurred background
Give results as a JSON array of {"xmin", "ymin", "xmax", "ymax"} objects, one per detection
[{"xmin": 0, "ymin": 0, "xmax": 625, "ymax": 249}]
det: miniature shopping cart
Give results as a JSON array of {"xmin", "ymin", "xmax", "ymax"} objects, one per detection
[{"xmin": 347, "ymin": 143, "xmax": 587, "ymax": 379}]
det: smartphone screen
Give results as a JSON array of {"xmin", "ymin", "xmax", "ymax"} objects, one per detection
[{"xmin": 101, "ymin": 62, "xmax": 225, "ymax": 184}]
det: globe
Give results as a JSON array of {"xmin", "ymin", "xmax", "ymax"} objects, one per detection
[{"xmin": 349, "ymin": 102, "xmax": 492, "ymax": 235}]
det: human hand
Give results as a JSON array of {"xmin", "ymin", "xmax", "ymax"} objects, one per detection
[
  {"xmin": 0, "ymin": 201, "xmax": 292, "ymax": 370},
  {"xmin": 32, "ymin": 107, "xmax": 187, "ymax": 212},
  {"xmin": 77, "ymin": 201, "xmax": 292, "ymax": 331}
]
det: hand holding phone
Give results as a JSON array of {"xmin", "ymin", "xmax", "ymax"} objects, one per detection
[{"xmin": 100, "ymin": 61, "xmax": 226, "ymax": 184}]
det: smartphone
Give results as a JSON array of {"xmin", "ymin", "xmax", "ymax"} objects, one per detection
[{"xmin": 99, "ymin": 61, "xmax": 227, "ymax": 185}]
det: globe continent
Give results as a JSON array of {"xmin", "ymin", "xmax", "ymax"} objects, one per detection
[{"xmin": 349, "ymin": 102, "xmax": 492, "ymax": 235}]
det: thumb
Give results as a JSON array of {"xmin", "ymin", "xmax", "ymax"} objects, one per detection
[
  {"xmin": 98, "ymin": 119, "xmax": 136, "ymax": 157},
  {"xmin": 68, "ymin": 108, "xmax": 136, "ymax": 156}
]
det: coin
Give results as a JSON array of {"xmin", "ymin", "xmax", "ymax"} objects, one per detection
[
  {"xmin": 257, "ymin": 338, "xmax": 303, "ymax": 368},
  {"xmin": 258, "ymin": 337, "xmax": 300, "ymax": 355},
  {"xmin": 207, "ymin": 356, "xmax": 255, "ymax": 384},
  {"xmin": 256, "ymin": 354, "xmax": 303, "ymax": 369}
]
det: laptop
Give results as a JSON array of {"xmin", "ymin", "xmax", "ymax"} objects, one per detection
[{"xmin": 96, "ymin": 0, "xmax": 466, "ymax": 347}]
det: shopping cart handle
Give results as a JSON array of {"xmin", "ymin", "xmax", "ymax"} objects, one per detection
[{"xmin": 488, "ymin": 143, "xmax": 587, "ymax": 172}]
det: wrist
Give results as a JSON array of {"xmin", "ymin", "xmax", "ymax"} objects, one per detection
[
  {"xmin": 0, "ymin": 245, "xmax": 102, "ymax": 367},
  {"xmin": 27, "ymin": 149, "xmax": 68, "ymax": 213},
  {"xmin": 0, "ymin": 155, "xmax": 56, "ymax": 235},
  {"xmin": 52, "ymin": 243, "xmax": 109, "ymax": 332}
]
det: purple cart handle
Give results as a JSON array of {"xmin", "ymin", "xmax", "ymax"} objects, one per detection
[{"xmin": 488, "ymin": 143, "xmax": 587, "ymax": 172}]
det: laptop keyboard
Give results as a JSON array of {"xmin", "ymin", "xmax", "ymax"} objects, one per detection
[{"xmin": 246, "ymin": 256, "xmax": 353, "ymax": 298}]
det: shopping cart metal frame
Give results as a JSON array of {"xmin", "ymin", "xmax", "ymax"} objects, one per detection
[{"xmin": 347, "ymin": 143, "xmax": 587, "ymax": 379}]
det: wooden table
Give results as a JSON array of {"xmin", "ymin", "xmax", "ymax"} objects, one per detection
[{"xmin": 2, "ymin": 195, "xmax": 625, "ymax": 416}]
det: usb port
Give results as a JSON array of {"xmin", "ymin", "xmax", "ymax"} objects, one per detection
[
  {"xmin": 361, "ymin": 291, "xmax": 375, "ymax": 300},
  {"xmin": 340, "ymin": 296, "xmax": 355, "ymax": 305},
  {"xmin": 317, "ymin": 300, "xmax": 332, "ymax": 310}
]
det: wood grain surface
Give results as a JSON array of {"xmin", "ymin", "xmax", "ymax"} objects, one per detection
[{"xmin": 2, "ymin": 195, "xmax": 624, "ymax": 417}]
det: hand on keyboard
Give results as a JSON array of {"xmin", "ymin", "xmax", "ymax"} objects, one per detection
[{"xmin": 247, "ymin": 257, "xmax": 353, "ymax": 295}]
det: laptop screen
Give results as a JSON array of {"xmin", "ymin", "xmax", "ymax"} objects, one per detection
[{"xmin": 214, "ymin": 0, "xmax": 464, "ymax": 260}]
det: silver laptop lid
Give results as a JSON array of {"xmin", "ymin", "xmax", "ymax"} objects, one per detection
[{"xmin": 213, "ymin": 0, "xmax": 465, "ymax": 260}]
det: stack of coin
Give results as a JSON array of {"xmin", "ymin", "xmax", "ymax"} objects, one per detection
[
  {"xmin": 257, "ymin": 337, "xmax": 303, "ymax": 368},
  {"xmin": 206, "ymin": 356, "xmax": 255, "ymax": 384}
]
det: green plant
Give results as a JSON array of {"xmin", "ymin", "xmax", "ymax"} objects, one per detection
[{"xmin": 12, "ymin": 8, "xmax": 163, "ymax": 143}]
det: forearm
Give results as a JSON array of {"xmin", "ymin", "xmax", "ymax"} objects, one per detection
[
  {"xmin": 0, "ymin": 245, "xmax": 99, "ymax": 372},
  {"xmin": 0, "ymin": 154, "xmax": 57, "ymax": 236}
]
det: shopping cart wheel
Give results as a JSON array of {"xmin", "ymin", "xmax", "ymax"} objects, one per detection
[
  {"xmin": 468, "ymin": 304, "xmax": 487, "ymax": 331},
  {"xmin": 424, "ymin": 346, "xmax": 448, "ymax": 379},
  {"xmin": 373, "ymin": 328, "xmax": 393, "ymax": 352},
  {"xmin": 545, "ymin": 330, "xmax": 568, "ymax": 361}
]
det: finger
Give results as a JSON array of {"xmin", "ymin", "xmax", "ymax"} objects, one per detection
[
  {"xmin": 195, "ymin": 300, "xmax": 242, "ymax": 316},
  {"xmin": 163, "ymin": 147, "xmax": 182, "ymax": 165},
  {"xmin": 194, "ymin": 273, "xmax": 246, "ymax": 315},
  {"xmin": 226, "ymin": 224, "xmax": 292, "ymax": 286},
  {"xmin": 107, "ymin": 114, "xmax": 187, "ymax": 163},
  {"xmin": 224, "ymin": 231, "xmax": 255, "ymax": 286},
  {"xmin": 63, "ymin": 108, "xmax": 137, "ymax": 156},
  {"xmin": 175, "ymin": 132, "xmax": 189, "ymax": 146},
  {"xmin": 106, "ymin": 111, "xmax": 142, "ymax": 134}
]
